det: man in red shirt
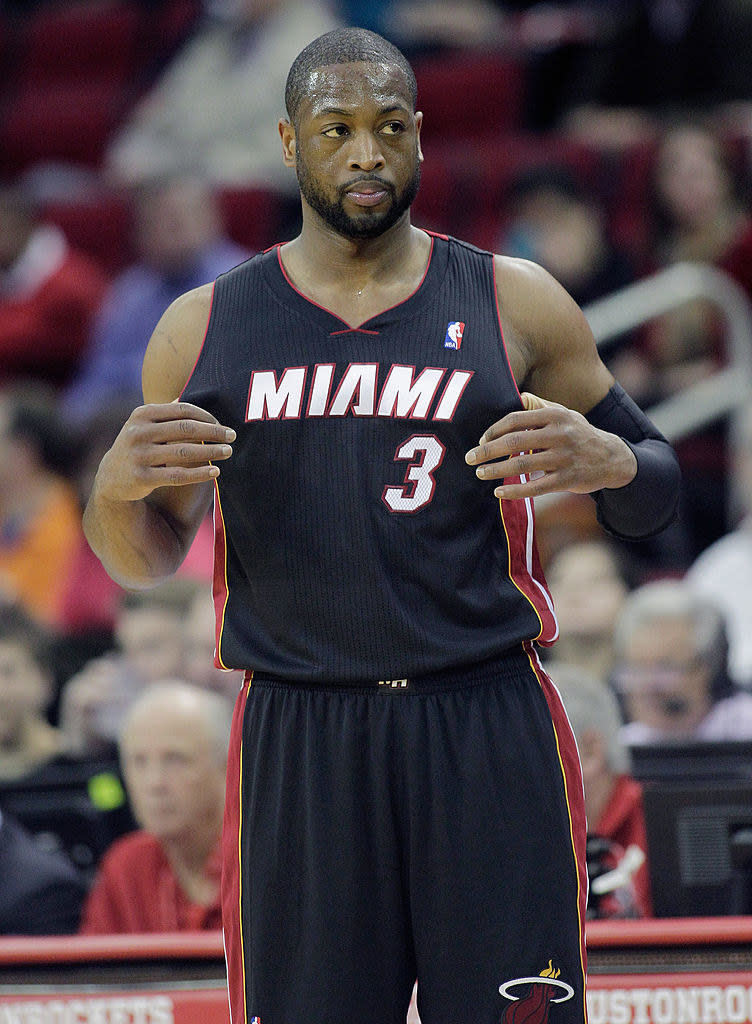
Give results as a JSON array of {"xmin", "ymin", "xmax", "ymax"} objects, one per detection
[
  {"xmin": 79, "ymin": 681, "xmax": 232, "ymax": 933},
  {"xmin": 0, "ymin": 183, "xmax": 107, "ymax": 388}
]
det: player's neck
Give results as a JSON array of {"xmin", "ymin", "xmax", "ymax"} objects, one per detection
[
  {"xmin": 280, "ymin": 217, "xmax": 430, "ymax": 326},
  {"xmin": 289, "ymin": 209, "xmax": 423, "ymax": 286}
]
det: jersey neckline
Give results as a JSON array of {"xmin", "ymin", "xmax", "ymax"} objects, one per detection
[{"xmin": 260, "ymin": 231, "xmax": 450, "ymax": 334}]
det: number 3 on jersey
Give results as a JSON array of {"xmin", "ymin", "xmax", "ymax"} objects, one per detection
[{"xmin": 382, "ymin": 434, "xmax": 447, "ymax": 513}]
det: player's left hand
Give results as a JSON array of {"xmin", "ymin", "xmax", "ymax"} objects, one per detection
[{"xmin": 464, "ymin": 391, "xmax": 637, "ymax": 500}]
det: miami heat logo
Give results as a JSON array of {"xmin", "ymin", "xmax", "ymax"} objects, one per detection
[{"xmin": 499, "ymin": 962, "xmax": 574, "ymax": 1023}]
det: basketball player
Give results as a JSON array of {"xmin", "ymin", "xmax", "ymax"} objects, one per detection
[{"xmin": 83, "ymin": 28, "xmax": 680, "ymax": 1024}]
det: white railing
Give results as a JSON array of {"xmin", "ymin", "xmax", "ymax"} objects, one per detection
[{"xmin": 583, "ymin": 262, "xmax": 752, "ymax": 443}]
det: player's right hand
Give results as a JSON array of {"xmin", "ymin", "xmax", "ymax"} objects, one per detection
[{"xmin": 94, "ymin": 402, "xmax": 236, "ymax": 503}]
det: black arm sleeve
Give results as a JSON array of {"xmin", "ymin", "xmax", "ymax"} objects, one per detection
[{"xmin": 585, "ymin": 383, "xmax": 681, "ymax": 540}]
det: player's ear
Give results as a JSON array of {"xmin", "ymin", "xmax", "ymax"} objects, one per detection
[
  {"xmin": 415, "ymin": 111, "xmax": 424, "ymax": 163},
  {"xmin": 279, "ymin": 118, "xmax": 296, "ymax": 167}
]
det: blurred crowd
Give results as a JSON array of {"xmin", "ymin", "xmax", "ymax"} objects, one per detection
[{"xmin": 1, "ymin": 0, "xmax": 752, "ymax": 938}]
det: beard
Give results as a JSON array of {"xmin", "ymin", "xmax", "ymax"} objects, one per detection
[{"xmin": 296, "ymin": 150, "xmax": 421, "ymax": 240}]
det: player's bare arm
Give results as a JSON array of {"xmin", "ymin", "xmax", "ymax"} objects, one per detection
[
  {"xmin": 82, "ymin": 284, "xmax": 236, "ymax": 589},
  {"xmin": 465, "ymin": 256, "xmax": 638, "ymax": 500}
]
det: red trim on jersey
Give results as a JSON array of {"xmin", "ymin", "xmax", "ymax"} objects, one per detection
[
  {"xmin": 212, "ymin": 481, "xmax": 231, "ymax": 670},
  {"xmin": 179, "ymin": 281, "xmax": 216, "ymax": 400},
  {"xmin": 490, "ymin": 252, "xmax": 558, "ymax": 644},
  {"xmin": 275, "ymin": 235, "xmax": 435, "ymax": 329},
  {"xmin": 526, "ymin": 646, "xmax": 589, "ymax": 1021},
  {"xmin": 498, "ymin": 490, "xmax": 558, "ymax": 644},
  {"xmin": 222, "ymin": 673, "xmax": 253, "ymax": 1024},
  {"xmin": 329, "ymin": 327, "xmax": 380, "ymax": 336}
]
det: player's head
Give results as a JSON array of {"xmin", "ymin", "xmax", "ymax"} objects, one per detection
[
  {"xmin": 285, "ymin": 28, "xmax": 417, "ymax": 129},
  {"xmin": 612, "ymin": 580, "xmax": 731, "ymax": 738},
  {"xmin": 119, "ymin": 681, "xmax": 231, "ymax": 845},
  {"xmin": 281, "ymin": 28, "xmax": 422, "ymax": 240}
]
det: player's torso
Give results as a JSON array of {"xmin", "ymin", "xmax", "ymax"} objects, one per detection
[{"xmin": 182, "ymin": 233, "xmax": 555, "ymax": 682}]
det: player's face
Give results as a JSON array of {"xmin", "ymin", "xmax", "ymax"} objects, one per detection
[{"xmin": 287, "ymin": 61, "xmax": 422, "ymax": 240}]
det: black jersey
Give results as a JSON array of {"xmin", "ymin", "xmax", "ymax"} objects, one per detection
[{"xmin": 181, "ymin": 232, "xmax": 557, "ymax": 683}]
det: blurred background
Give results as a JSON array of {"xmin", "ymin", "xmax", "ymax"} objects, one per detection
[{"xmin": 1, "ymin": 0, "xmax": 752, "ymax": 955}]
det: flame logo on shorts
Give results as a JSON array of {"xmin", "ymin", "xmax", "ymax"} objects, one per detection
[{"xmin": 499, "ymin": 962, "xmax": 575, "ymax": 1023}]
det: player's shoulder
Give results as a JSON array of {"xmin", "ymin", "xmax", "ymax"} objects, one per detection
[
  {"xmin": 492, "ymin": 254, "xmax": 582, "ymax": 322},
  {"xmin": 170, "ymin": 279, "xmax": 215, "ymax": 317},
  {"xmin": 490, "ymin": 254, "xmax": 596, "ymax": 382},
  {"xmin": 493, "ymin": 253, "xmax": 560, "ymax": 292},
  {"xmin": 142, "ymin": 282, "xmax": 214, "ymax": 402}
]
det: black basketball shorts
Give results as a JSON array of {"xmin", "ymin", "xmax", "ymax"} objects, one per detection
[{"xmin": 222, "ymin": 645, "xmax": 587, "ymax": 1024}]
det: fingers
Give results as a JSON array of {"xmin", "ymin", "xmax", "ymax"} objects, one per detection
[
  {"xmin": 466, "ymin": 406, "xmax": 558, "ymax": 463},
  {"xmin": 153, "ymin": 441, "xmax": 234, "ymax": 467},
  {"xmin": 107, "ymin": 402, "xmax": 237, "ymax": 497},
  {"xmin": 140, "ymin": 463, "xmax": 225, "ymax": 488},
  {"xmin": 465, "ymin": 422, "xmax": 552, "ymax": 467},
  {"xmin": 466, "ymin": 398, "xmax": 585, "ymax": 500},
  {"xmin": 128, "ymin": 404, "xmax": 236, "ymax": 444},
  {"xmin": 125, "ymin": 403, "xmax": 235, "ymax": 471},
  {"xmin": 472, "ymin": 449, "xmax": 554, "ymax": 482},
  {"xmin": 143, "ymin": 402, "xmax": 222, "ymax": 426},
  {"xmin": 492, "ymin": 472, "xmax": 555, "ymax": 500},
  {"xmin": 519, "ymin": 391, "xmax": 552, "ymax": 412}
]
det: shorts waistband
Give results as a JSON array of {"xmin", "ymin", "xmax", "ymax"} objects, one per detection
[{"xmin": 249, "ymin": 645, "xmax": 534, "ymax": 694}]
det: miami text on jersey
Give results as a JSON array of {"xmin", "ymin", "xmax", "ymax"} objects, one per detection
[{"xmin": 246, "ymin": 363, "xmax": 474, "ymax": 421}]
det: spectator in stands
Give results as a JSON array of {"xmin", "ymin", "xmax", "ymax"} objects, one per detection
[
  {"xmin": 0, "ymin": 807, "xmax": 87, "ymax": 935},
  {"xmin": 687, "ymin": 403, "xmax": 752, "ymax": 690},
  {"xmin": 105, "ymin": 0, "xmax": 340, "ymax": 192},
  {"xmin": 59, "ymin": 579, "xmax": 204, "ymax": 758},
  {"xmin": 0, "ymin": 181, "xmax": 108, "ymax": 388},
  {"xmin": 617, "ymin": 122, "xmax": 749, "ymax": 409},
  {"xmin": 547, "ymin": 661, "xmax": 651, "ymax": 918},
  {"xmin": 626, "ymin": 122, "xmax": 750, "ymax": 559},
  {"xmin": 613, "ymin": 580, "xmax": 752, "ymax": 744},
  {"xmin": 61, "ymin": 177, "xmax": 247, "ymax": 425},
  {"xmin": 183, "ymin": 585, "xmax": 245, "ymax": 701},
  {"xmin": 499, "ymin": 165, "xmax": 637, "ymax": 311},
  {"xmin": 79, "ymin": 681, "xmax": 231, "ymax": 933},
  {"xmin": 651, "ymin": 122, "xmax": 748, "ymax": 278},
  {"xmin": 0, "ymin": 604, "xmax": 62, "ymax": 781},
  {"xmin": 0, "ymin": 389, "xmax": 83, "ymax": 629},
  {"xmin": 544, "ymin": 538, "xmax": 630, "ymax": 683}
]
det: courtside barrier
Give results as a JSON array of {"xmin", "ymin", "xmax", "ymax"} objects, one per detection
[{"xmin": 1, "ymin": 921, "xmax": 751, "ymax": 1022}]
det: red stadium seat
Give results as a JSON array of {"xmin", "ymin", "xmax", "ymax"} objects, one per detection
[
  {"xmin": 17, "ymin": 1, "xmax": 141, "ymax": 87},
  {"xmin": 0, "ymin": 0, "xmax": 201, "ymax": 176},
  {"xmin": 1, "ymin": 79, "xmax": 130, "ymax": 172},
  {"xmin": 413, "ymin": 51, "xmax": 526, "ymax": 140},
  {"xmin": 41, "ymin": 193, "xmax": 133, "ymax": 274},
  {"xmin": 219, "ymin": 188, "xmax": 289, "ymax": 253}
]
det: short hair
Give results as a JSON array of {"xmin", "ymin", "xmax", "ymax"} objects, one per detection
[
  {"xmin": 285, "ymin": 27, "xmax": 417, "ymax": 126},
  {"xmin": 546, "ymin": 661, "xmax": 630, "ymax": 775},
  {"xmin": 613, "ymin": 580, "xmax": 727, "ymax": 682},
  {"xmin": 120, "ymin": 680, "xmax": 233, "ymax": 767}
]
